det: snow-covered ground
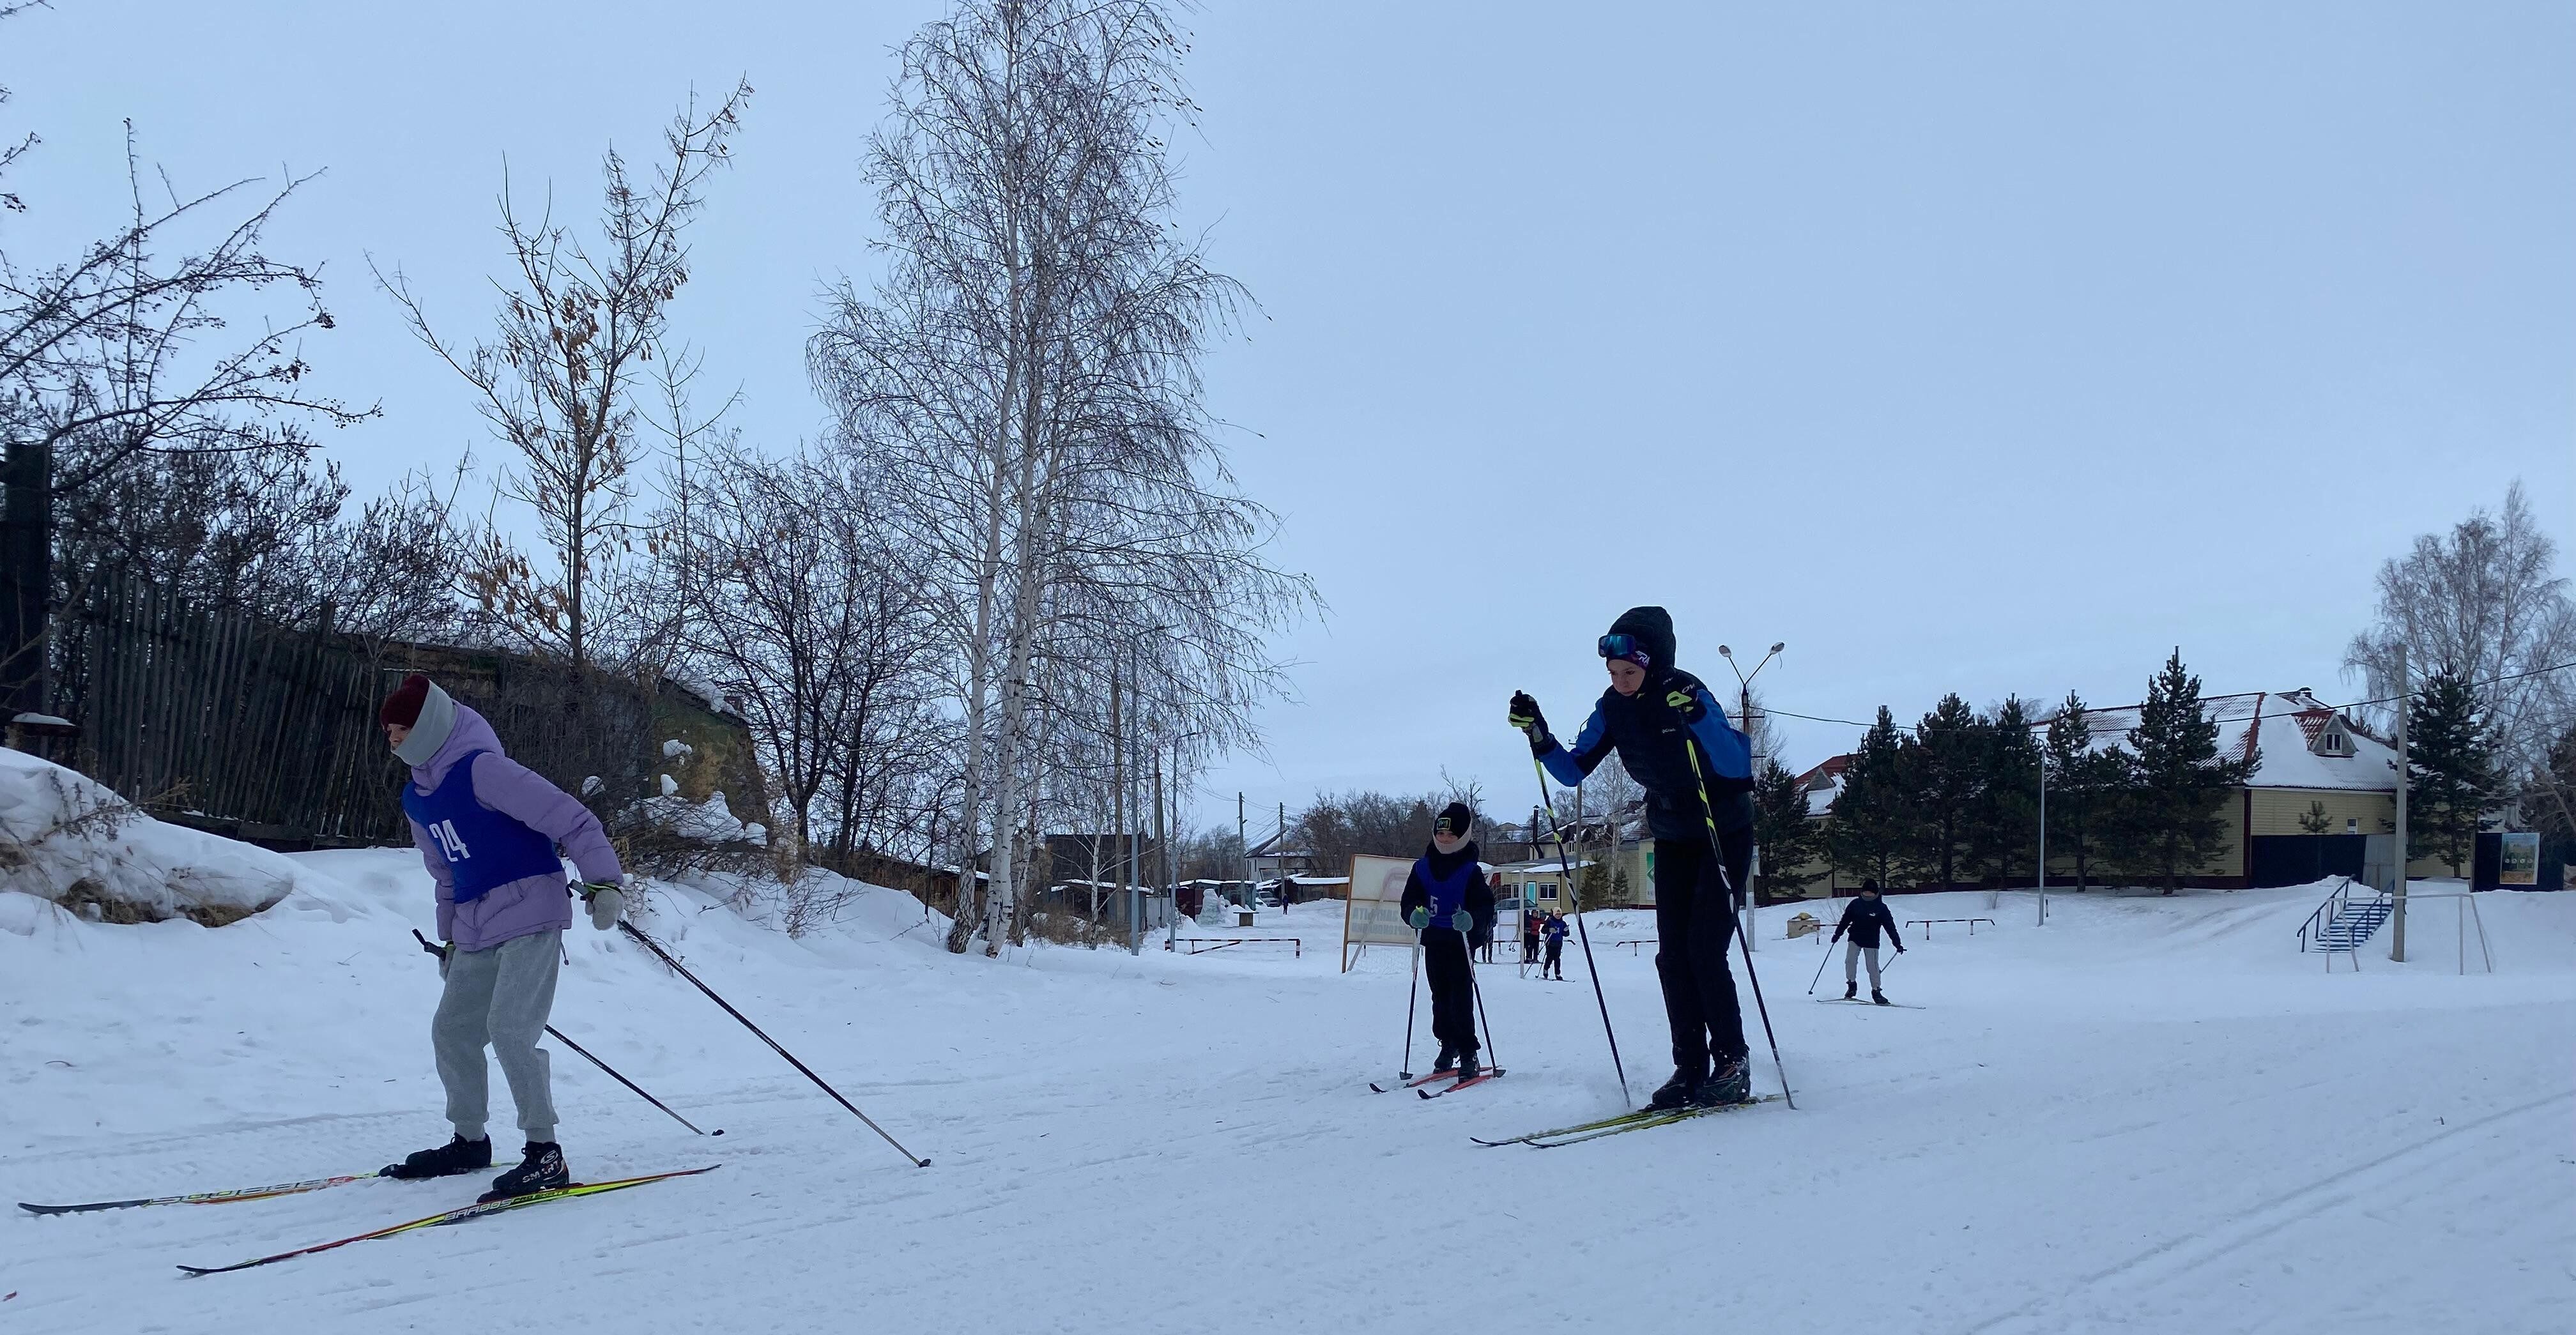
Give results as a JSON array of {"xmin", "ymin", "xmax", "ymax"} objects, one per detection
[{"xmin": 4, "ymin": 854, "xmax": 2572, "ymax": 1334}]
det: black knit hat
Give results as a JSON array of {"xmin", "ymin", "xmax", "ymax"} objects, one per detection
[
  {"xmin": 1607, "ymin": 607, "xmax": 1677, "ymax": 671},
  {"xmin": 1434, "ymin": 802, "xmax": 1473, "ymax": 839}
]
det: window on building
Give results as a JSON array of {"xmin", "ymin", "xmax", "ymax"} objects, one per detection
[{"xmin": 1540, "ymin": 882, "xmax": 1559, "ymax": 901}]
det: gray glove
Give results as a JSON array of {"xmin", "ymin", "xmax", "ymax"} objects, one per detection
[
  {"xmin": 1407, "ymin": 908, "xmax": 1430, "ymax": 931},
  {"xmin": 582, "ymin": 881, "xmax": 623, "ymax": 931},
  {"xmin": 1448, "ymin": 910, "xmax": 1473, "ymax": 932}
]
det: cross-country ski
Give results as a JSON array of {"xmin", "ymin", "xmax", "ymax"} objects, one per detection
[
  {"xmin": 3, "ymin": 2, "xmax": 2569, "ymax": 1331},
  {"xmin": 175, "ymin": 1167, "xmax": 719, "ymax": 1276},
  {"xmin": 17, "ymin": 1173, "xmax": 385, "ymax": 1216}
]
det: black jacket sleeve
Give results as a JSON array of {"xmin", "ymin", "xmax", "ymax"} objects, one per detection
[
  {"xmin": 1834, "ymin": 898, "xmax": 1861, "ymax": 941},
  {"xmin": 1399, "ymin": 866, "xmax": 1428, "ymax": 920},
  {"xmin": 1877, "ymin": 901, "xmax": 1902, "ymax": 949}
]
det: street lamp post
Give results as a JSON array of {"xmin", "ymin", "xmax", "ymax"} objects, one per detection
[{"xmin": 1717, "ymin": 641, "xmax": 1786, "ymax": 952}]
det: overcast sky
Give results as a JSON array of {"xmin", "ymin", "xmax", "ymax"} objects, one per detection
[{"xmin": 10, "ymin": 1, "xmax": 2572, "ymax": 840}]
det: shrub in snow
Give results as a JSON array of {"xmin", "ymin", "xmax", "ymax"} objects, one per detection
[{"xmin": 0, "ymin": 749, "xmax": 301, "ymax": 926}]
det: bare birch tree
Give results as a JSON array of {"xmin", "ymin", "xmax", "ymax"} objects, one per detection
[
  {"xmin": 2346, "ymin": 480, "xmax": 2576, "ymax": 829},
  {"xmin": 812, "ymin": 0, "xmax": 1310, "ymax": 955}
]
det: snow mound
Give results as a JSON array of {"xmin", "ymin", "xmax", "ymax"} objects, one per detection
[
  {"xmin": 636, "ymin": 786, "xmax": 769, "ymax": 847},
  {"xmin": 0, "ymin": 747, "xmax": 310, "ymax": 926}
]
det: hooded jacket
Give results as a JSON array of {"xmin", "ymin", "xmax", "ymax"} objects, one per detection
[
  {"xmin": 1537, "ymin": 607, "xmax": 1754, "ymax": 839},
  {"xmin": 405, "ymin": 704, "xmax": 622, "ymax": 952}
]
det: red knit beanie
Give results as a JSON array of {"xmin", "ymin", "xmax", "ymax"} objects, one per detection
[{"xmin": 380, "ymin": 673, "xmax": 432, "ymax": 728}]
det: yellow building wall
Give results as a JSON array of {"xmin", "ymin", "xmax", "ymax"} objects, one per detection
[{"xmin": 2249, "ymin": 788, "xmax": 2393, "ymax": 838}]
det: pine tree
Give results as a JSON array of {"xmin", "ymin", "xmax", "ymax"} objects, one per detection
[
  {"xmin": 1827, "ymin": 706, "xmax": 1912, "ymax": 888},
  {"xmin": 1971, "ymin": 696, "xmax": 2043, "ymax": 889},
  {"xmin": 2106, "ymin": 650, "xmax": 2255, "ymax": 894},
  {"xmin": 1909, "ymin": 693, "xmax": 1988, "ymax": 890},
  {"xmin": 2297, "ymin": 800, "xmax": 2334, "ymax": 835},
  {"xmin": 2044, "ymin": 692, "xmax": 2106, "ymax": 894},
  {"xmin": 1752, "ymin": 759, "xmax": 1823, "ymax": 901},
  {"xmin": 2406, "ymin": 668, "xmax": 2498, "ymax": 875}
]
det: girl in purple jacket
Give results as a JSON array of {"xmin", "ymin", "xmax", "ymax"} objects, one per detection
[{"xmin": 376, "ymin": 674, "xmax": 625, "ymax": 1202}]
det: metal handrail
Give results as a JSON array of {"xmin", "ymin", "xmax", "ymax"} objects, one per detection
[{"xmin": 2297, "ymin": 877, "xmax": 2354, "ymax": 953}]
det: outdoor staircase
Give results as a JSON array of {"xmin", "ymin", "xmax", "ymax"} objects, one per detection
[
  {"xmin": 2317, "ymin": 896, "xmax": 2393, "ymax": 951},
  {"xmin": 2298, "ymin": 877, "xmax": 2395, "ymax": 970}
]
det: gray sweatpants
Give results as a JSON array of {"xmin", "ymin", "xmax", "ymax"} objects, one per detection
[
  {"xmin": 434, "ymin": 929, "xmax": 562, "ymax": 1143},
  {"xmin": 1844, "ymin": 940, "xmax": 1882, "ymax": 987}
]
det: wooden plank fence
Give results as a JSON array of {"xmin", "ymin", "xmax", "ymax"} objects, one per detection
[{"xmin": 51, "ymin": 577, "xmax": 406, "ymax": 846}]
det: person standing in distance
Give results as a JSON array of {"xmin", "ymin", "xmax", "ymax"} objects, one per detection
[
  {"xmin": 1832, "ymin": 880, "xmax": 1905, "ymax": 1004},
  {"xmin": 1400, "ymin": 803, "xmax": 1496, "ymax": 1079},
  {"xmin": 1542, "ymin": 911, "xmax": 1568, "ymax": 981},
  {"xmin": 1509, "ymin": 607, "xmax": 1757, "ymax": 1110},
  {"xmin": 378, "ymin": 674, "xmax": 627, "ymax": 1202}
]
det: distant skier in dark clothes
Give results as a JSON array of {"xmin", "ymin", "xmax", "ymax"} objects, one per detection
[
  {"xmin": 1542, "ymin": 912, "xmax": 1568, "ymax": 980},
  {"xmin": 1511, "ymin": 606, "xmax": 1756, "ymax": 1110},
  {"xmin": 1832, "ymin": 880, "xmax": 1905, "ymax": 1004},
  {"xmin": 1522, "ymin": 909, "xmax": 1541, "ymax": 966},
  {"xmin": 377, "ymin": 674, "xmax": 626, "ymax": 1203},
  {"xmin": 1400, "ymin": 803, "xmax": 1496, "ymax": 1077}
]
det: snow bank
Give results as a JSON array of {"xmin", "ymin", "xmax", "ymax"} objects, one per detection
[{"xmin": 0, "ymin": 747, "xmax": 311, "ymax": 926}]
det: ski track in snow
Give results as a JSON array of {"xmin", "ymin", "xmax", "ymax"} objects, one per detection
[{"xmin": 5, "ymin": 866, "xmax": 2575, "ymax": 1334}]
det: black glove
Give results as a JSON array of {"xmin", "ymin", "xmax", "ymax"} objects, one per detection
[
  {"xmin": 412, "ymin": 928, "xmax": 454, "ymax": 980},
  {"xmin": 1508, "ymin": 691, "xmax": 1552, "ymax": 754}
]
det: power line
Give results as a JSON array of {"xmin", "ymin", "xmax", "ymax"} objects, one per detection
[{"xmin": 1759, "ymin": 660, "xmax": 2576, "ymax": 738}]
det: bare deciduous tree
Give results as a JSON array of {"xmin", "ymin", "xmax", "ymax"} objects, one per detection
[
  {"xmin": 676, "ymin": 442, "xmax": 942, "ymax": 874},
  {"xmin": 2346, "ymin": 480, "xmax": 2576, "ymax": 829},
  {"xmin": 379, "ymin": 79, "xmax": 750, "ymax": 677}
]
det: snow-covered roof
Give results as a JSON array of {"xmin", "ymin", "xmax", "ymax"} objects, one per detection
[{"xmin": 2060, "ymin": 687, "xmax": 2396, "ymax": 793}]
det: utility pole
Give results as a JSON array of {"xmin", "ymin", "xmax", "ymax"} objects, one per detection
[
  {"xmin": 1237, "ymin": 792, "xmax": 1247, "ymax": 916},
  {"xmin": 2037, "ymin": 759, "xmax": 2049, "ymax": 926},
  {"xmin": 1107, "ymin": 659, "xmax": 1121, "ymax": 938},
  {"xmin": 1717, "ymin": 643, "xmax": 1784, "ymax": 954},
  {"xmin": 2391, "ymin": 644, "xmax": 2410, "ymax": 963},
  {"xmin": 1147, "ymin": 748, "xmax": 1164, "ymax": 956}
]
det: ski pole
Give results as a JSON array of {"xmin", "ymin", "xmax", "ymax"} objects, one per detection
[
  {"xmin": 1805, "ymin": 940, "xmax": 1834, "ymax": 995},
  {"xmin": 617, "ymin": 920, "xmax": 929, "ymax": 1168},
  {"xmin": 1400, "ymin": 924, "xmax": 1425, "ymax": 1079},
  {"xmin": 1465, "ymin": 930, "xmax": 1501, "ymax": 1071},
  {"xmin": 410, "ymin": 929, "xmax": 719, "ymax": 1136},
  {"xmin": 1685, "ymin": 745, "xmax": 1797, "ymax": 1110},
  {"xmin": 1528, "ymin": 753, "xmax": 1631, "ymax": 1107}
]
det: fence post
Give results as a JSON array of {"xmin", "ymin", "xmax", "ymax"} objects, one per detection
[{"xmin": 1, "ymin": 443, "xmax": 51, "ymax": 728}]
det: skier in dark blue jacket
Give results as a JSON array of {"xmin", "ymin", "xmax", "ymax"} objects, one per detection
[
  {"xmin": 1400, "ymin": 803, "xmax": 1497, "ymax": 1078},
  {"xmin": 1510, "ymin": 606, "xmax": 1756, "ymax": 1110},
  {"xmin": 1832, "ymin": 881, "xmax": 1905, "ymax": 1003}
]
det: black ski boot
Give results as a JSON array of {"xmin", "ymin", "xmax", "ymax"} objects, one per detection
[
  {"xmin": 1647, "ymin": 1067, "xmax": 1702, "ymax": 1111},
  {"xmin": 1843, "ymin": 980, "xmax": 1857, "ymax": 1000},
  {"xmin": 479, "ymin": 1142, "xmax": 569, "ymax": 1203},
  {"xmin": 1457, "ymin": 1050, "xmax": 1480, "ymax": 1081},
  {"xmin": 381, "ymin": 1133, "xmax": 492, "ymax": 1180},
  {"xmin": 1433, "ymin": 1044, "xmax": 1459, "ymax": 1074},
  {"xmin": 1692, "ymin": 1057, "xmax": 1751, "ymax": 1108},
  {"xmin": 1872, "ymin": 989, "xmax": 1891, "ymax": 1007}
]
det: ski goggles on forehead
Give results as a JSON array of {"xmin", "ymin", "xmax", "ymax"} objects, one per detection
[{"xmin": 1597, "ymin": 633, "xmax": 1652, "ymax": 667}]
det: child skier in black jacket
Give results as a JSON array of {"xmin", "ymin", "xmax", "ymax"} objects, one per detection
[{"xmin": 1400, "ymin": 803, "xmax": 1497, "ymax": 1077}]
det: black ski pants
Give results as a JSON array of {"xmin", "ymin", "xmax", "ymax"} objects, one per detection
[
  {"xmin": 1652, "ymin": 825, "xmax": 1752, "ymax": 1076},
  {"xmin": 1422, "ymin": 929, "xmax": 1478, "ymax": 1056},
  {"xmin": 1544, "ymin": 938, "xmax": 1564, "ymax": 979}
]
